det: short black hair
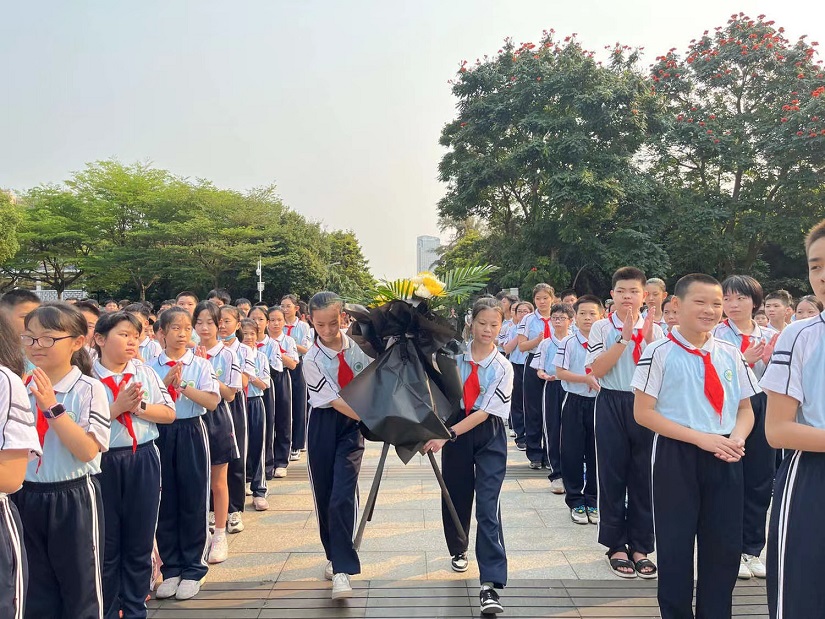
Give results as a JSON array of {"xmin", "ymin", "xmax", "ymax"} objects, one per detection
[
  {"xmin": 612, "ymin": 267, "xmax": 647, "ymax": 289},
  {"xmin": 721, "ymin": 275, "xmax": 764, "ymax": 311},
  {"xmin": 235, "ymin": 297, "xmax": 252, "ymax": 307},
  {"xmin": 75, "ymin": 300, "xmax": 101, "ymax": 317},
  {"xmin": 550, "ymin": 303, "xmax": 574, "ymax": 319},
  {"xmin": 176, "ymin": 291, "xmax": 199, "ymax": 303},
  {"xmin": 674, "ymin": 273, "xmax": 721, "ymax": 299},
  {"xmin": 207, "ymin": 288, "xmax": 231, "ymax": 305},
  {"xmin": 573, "ymin": 294, "xmax": 604, "ymax": 312},
  {"xmin": 558, "ymin": 289, "xmax": 577, "ymax": 300},
  {"xmin": 123, "ymin": 302, "xmax": 151, "ymax": 320},
  {"xmin": 103, "ymin": 298, "xmax": 118, "ymax": 306},
  {"xmin": 0, "ymin": 289, "xmax": 40, "ymax": 308},
  {"xmin": 765, "ymin": 289, "xmax": 793, "ymax": 307}
]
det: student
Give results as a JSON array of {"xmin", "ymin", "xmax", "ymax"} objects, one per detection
[
  {"xmin": 424, "ymin": 298, "xmax": 513, "ymax": 616},
  {"xmin": 76, "ymin": 299, "xmax": 101, "ymax": 363},
  {"xmin": 0, "ymin": 312, "xmax": 41, "ymax": 619},
  {"xmin": 93, "ymin": 312, "xmax": 175, "ymax": 619},
  {"xmin": 764, "ymin": 290, "xmax": 794, "ymax": 333},
  {"xmin": 235, "ymin": 298, "xmax": 252, "ymax": 318},
  {"xmin": 0, "ymin": 289, "xmax": 41, "ymax": 336},
  {"xmin": 516, "ymin": 283, "xmax": 555, "ymax": 468},
  {"xmin": 281, "ymin": 295, "xmax": 311, "ymax": 461},
  {"xmin": 219, "ymin": 306, "xmax": 254, "ymax": 533},
  {"xmin": 158, "ymin": 300, "xmax": 175, "ymax": 314},
  {"xmin": 644, "ymin": 278, "xmax": 668, "ymax": 330},
  {"xmin": 754, "ymin": 309, "xmax": 769, "ymax": 328},
  {"xmin": 559, "ymin": 289, "xmax": 578, "ymax": 306},
  {"xmin": 715, "ymin": 275, "xmax": 778, "ymax": 580},
  {"xmin": 661, "ymin": 296, "xmax": 679, "ymax": 333},
  {"xmin": 554, "ymin": 295, "xmax": 603, "ymax": 525},
  {"xmin": 118, "ymin": 300, "xmax": 131, "ymax": 310},
  {"xmin": 586, "ymin": 267, "xmax": 662, "ymax": 578},
  {"xmin": 302, "ymin": 292, "xmax": 371, "ymax": 600},
  {"xmin": 494, "ymin": 293, "xmax": 517, "ymax": 355},
  {"xmin": 633, "ymin": 273, "xmax": 757, "ymax": 618},
  {"xmin": 103, "ymin": 299, "xmax": 119, "ymax": 313},
  {"xmin": 147, "ymin": 307, "xmax": 220, "ymax": 601},
  {"xmin": 206, "ymin": 288, "xmax": 231, "ymax": 307},
  {"xmin": 761, "ymin": 219, "xmax": 825, "ymax": 619},
  {"xmin": 194, "ymin": 301, "xmax": 242, "ymax": 562},
  {"xmin": 123, "ymin": 303, "xmax": 162, "ymax": 363},
  {"xmin": 239, "ymin": 319, "xmax": 271, "ymax": 511},
  {"xmin": 504, "ymin": 302, "xmax": 532, "ymax": 451},
  {"xmin": 176, "ymin": 291, "xmax": 201, "ymax": 345},
  {"xmin": 248, "ymin": 307, "xmax": 282, "ymax": 481},
  {"xmin": 794, "ymin": 294, "xmax": 823, "ymax": 320},
  {"xmin": 530, "ymin": 303, "xmax": 573, "ymax": 492},
  {"xmin": 268, "ymin": 305, "xmax": 299, "ymax": 477},
  {"xmin": 14, "ymin": 303, "xmax": 110, "ymax": 617}
]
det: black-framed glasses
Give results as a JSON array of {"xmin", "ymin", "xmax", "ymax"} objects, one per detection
[{"xmin": 20, "ymin": 335, "xmax": 74, "ymax": 348}]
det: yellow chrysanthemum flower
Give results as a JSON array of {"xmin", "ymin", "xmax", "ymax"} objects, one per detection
[{"xmin": 420, "ymin": 273, "xmax": 445, "ymax": 297}]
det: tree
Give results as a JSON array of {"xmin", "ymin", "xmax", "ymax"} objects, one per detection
[
  {"xmin": 0, "ymin": 191, "xmax": 20, "ymax": 265},
  {"xmin": 326, "ymin": 231, "xmax": 374, "ymax": 297}
]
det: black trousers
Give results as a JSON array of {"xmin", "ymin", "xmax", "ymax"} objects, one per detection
[
  {"xmin": 245, "ymin": 395, "xmax": 268, "ymax": 498},
  {"xmin": 289, "ymin": 362, "xmax": 308, "ymax": 451},
  {"xmin": 742, "ymin": 392, "xmax": 775, "ymax": 557},
  {"xmin": 0, "ymin": 494, "xmax": 26, "ymax": 619},
  {"xmin": 13, "ymin": 476, "xmax": 104, "ymax": 619},
  {"xmin": 100, "ymin": 442, "xmax": 161, "ymax": 619},
  {"xmin": 268, "ymin": 368, "xmax": 292, "ymax": 473},
  {"xmin": 442, "ymin": 416, "xmax": 508, "ymax": 588},
  {"xmin": 156, "ymin": 417, "xmax": 210, "ymax": 581},
  {"xmin": 227, "ymin": 394, "xmax": 248, "ymax": 514},
  {"xmin": 510, "ymin": 362, "xmax": 525, "ymax": 444},
  {"xmin": 561, "ymin": 393, "xmax": 597, "ymax": 509},
  {"xmin": 262, "ymin": 379, "xmax": 276, "ymax": 479},
  {"xmin": 768, "ymin": 451, "xmax": 825, "ymax": 619},
  {"xmin": 594, "ymin": 388, "xmax": 654, "ymax": 554},
  {"xmin": 542, "ymin": 379, "xmax": 565, "ymax": 481},
  {"xmin": 523, "ymin": 357, "xmax": 546, "ymax": 465},
  {"xmin": 653, "ymin": 435, "xmax": 743, "ymax": 619},
  {"xmin": 306, "ymin": 406, "xmax": 363, "ymax": 575}
]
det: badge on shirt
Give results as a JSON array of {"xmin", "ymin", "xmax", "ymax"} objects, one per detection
[
  {"xmin": 353, "ymin": 361, "xmax": 364, "ymax": 373},
  {"xmin": 724, "ymin": 369, "xmax": 734, "ymax": 382},
  {"xmin": 216, "ymin": 369, "xmax": 224, "ymax": 377}
]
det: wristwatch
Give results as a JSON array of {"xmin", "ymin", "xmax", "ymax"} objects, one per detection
[
  {"xmin": 43, "ymin": 403, "xmax": 66, "ymax": 420},
  {"xmin": 616, "ymin": 336, "xmax": 630, "ymax": 346},
  {"xmin": 135, "ymin": 401, "xmax": 147, "ymax": 415},
  {"xmin": 448, "ymin": 428, "xmax": 458, "ymax": 442}
]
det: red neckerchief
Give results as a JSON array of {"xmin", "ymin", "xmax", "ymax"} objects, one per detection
[
  {"xmin": 337, "ymin": 350, "xmax": 354, "ymax": 388},
  {"xmin": 723, "ymin": 319, "xmax": 755, "ymax": 368},
  {"xmin": 25, "ymin": 375, "xmax": 48, "ymax": 471},
  {"xmin": 164, "ymin": 361, "xmax": 179, "ymax": 402},
  {"xmin": 463, "ymin": 361, "xmax": 480, "ymax": 416},
  {"xmin": 100, "ymin": 373, "xmax": 138, "ymax": 453},
  {"xmin": 611, "ymin": 314, "xmax": 645, "ymax": 364},
  {"xmin": 667, "ymin": 333, "xmax": 724, "ymax": 423}
]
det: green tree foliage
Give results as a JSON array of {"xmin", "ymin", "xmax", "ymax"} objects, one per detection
[{"xmin": 0, "ymin": 191, "xmax": 20, "ymax": 265}]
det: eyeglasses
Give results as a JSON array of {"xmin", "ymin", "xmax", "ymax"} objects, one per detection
[
  {"xmin": 550, "ymin": 315, "xmax": 571, "ymax": 321},
  {"xmin": 21, "ymin": 335, "xmax": 74, "ymax": 348}
]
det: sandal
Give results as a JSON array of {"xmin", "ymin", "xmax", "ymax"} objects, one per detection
[
  {"xmin": 629, "ymin": 548, "xmax": 658, "ymax": 580},
  {"xmin": 605, "ymin": 547, "xmax": 637, "ymax": 579}
]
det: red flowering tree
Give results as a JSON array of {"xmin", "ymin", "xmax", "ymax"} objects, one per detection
[{"xmin": 650, "ymin": 13, "xmax": 825, "ymax": 284}]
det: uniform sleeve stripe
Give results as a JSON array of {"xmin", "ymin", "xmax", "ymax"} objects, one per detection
[
  {"xmin": 307, "ymin": 377, "xmax": 328, "ymax": 393},
  {"xmin": 89, "ymin": 411, "xmax": 111, "ymax": 427}
]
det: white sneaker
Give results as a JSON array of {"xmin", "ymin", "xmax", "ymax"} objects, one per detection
[
  {"xmin": 155, "ymin": 576, "xmax": 181, "ymax": 599},
  {"xmin": 738, "ymin": 556, "xmax": 753, "ymax": 580},
  {"xmin": 208, "ymin": 534, "xmax": 228, "ymax": 564},
  {"xmin": 208, "ymin": 511, "xmax": 215, "ymax": 533},
  {"xmin": 743, "ymin": 554, "xmax": 766, "ymax": 579},
  {"xmin": 253, "ymin": 497, "xmax": 270, "ymax": 511},
  {"xmin": 509, "ymin": 429, "xmax": 516, "ymax": 438},
  {"xmin": 245, "ymin": 483, "xmax": 253, "ymax": 496},
  {"xmin": 227, "ymin": 511, "xmax": 245, "ymax": 534},
  {"xmin": 274, "ymin": 467, "xmax": 288, "ymax": 478},
  {"xmin": 175, "ymin": 578, "xmax": 203, "ymax": 600},
  {"xmin": 550, "ymin": 479, "xmax": 565, "ymax": 495},
  {"xmin": 570, "ymin": 506, "xmax": 589, "ymax": 525},
  {"xmin": 289, "ymin": 450, "xmax": 300, "ymax": 461},
  {"xmin": 331, "ymin": 573, "xmax": 352, "ymax": 599},
  {"xmin": 324, "ymin": 561, "xmax": 334, "ymax": 581}
]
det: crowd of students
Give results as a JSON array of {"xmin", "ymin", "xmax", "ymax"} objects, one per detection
[{"xmin": 0, "ymin": 218, "xmax": 823, "ymax": 618}]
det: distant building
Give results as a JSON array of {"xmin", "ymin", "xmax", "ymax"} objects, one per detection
[{"xmin": 416, "ymin": 235, "xmax": 441, "ymax": 273}]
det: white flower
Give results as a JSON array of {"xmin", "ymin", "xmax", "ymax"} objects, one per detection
[
  {"xmin": 411, "ymin": 276, "xmax": 424, "ymax": 286},
  {"xmin": 415, "ymin": 284, "xmax": 433, "ymax": 299}
]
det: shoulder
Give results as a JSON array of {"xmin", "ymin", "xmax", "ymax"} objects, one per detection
[
  {"xmin": 640, "ymin": 337, "xmax": 673, "ymax": 364},
  {"xmin": 558, "ymin": 334, "xmax": 575, "ymax": 348},
  {"xmin": 75, "ymin": 373, "xmax": 106, "ymax": 400},
  {"xmin": 491, "ymin": 352, "xmax": 512, "ymax": 376},
  {"xmin": 777, "ymin": 315, "xmax": 823, "ymax": 351}
]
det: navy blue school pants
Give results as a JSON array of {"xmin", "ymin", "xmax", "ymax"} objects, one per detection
[
  {"xmin": 100, "ymin": 442, "xmax": 161, "ymax": 619},
  {"xmin": 227, "ymin": 394, "xmax": 248, "ymax": 514},
  {"xmin": 0, "ymin": 494, "xmax": 26, "ymax": 619},
  {"xmin": 523, "ymin": 356, "xmax": 546, "ymax": 465},
  {"xmin": 510, "ymin": 362, "xmax": 525, "ymax": 445},
  {"xmin": 542, "ymin": 379, "xmax": 565, "ymax": 481},
  {"xmin": 262, "ymin": 379, "xmax": 276, "ymax": 479},
  {"xmin": 12, "ymin": 475, "xmax": 104, "ymax": 619},
  {"xmin": 307, "ymin": 406, "xmax": 363, "ymax": 575},
  {"xmin": 653, "ymin": 435, "xmax": 743, "ymax": 619},
  {"xmin": 742, "ymin": 391, "xmax": 775, "ymax": 557},
  {"xmin": 768, "ymin": 451, "xmax": 825, "ymax": 619},
  {"xmin": 245, "ymin": 395, "xmax": 268, "ymax": 498},
  {"xmin": 269, "ymin": 368, "xmax": 292, "ymax": 472},
  {"xmin": 442, "ymin": 415, "xmax": 508, "ymax": 588},
  {"xmin": 561, "ymin": 393, "xmax": 597, "ymax": 509},
  {"xmin": 289, "ymin": 362, "xmax": 308, "ymax": 451},
  {"xmin": 594, "ymin": 388, "xmax": 654, "ymax": 554},
  {"xmin": 156, "ymin": 417, "xmax": 210, "ymax": 582}
]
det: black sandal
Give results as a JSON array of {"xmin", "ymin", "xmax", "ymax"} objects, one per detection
[
  {"xmin": 604, "ymin": 547, "xmax": 637, "ymax": 579},
  {"xmin": 628, "ymin": 548, "xmax": 658, "ymax": 580}
]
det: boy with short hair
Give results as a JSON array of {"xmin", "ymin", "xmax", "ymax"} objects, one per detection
[
  {"xmin": 764, "ymin": 290, "xmax": 793, "ymax": 333},
  {"xmin": 206, "ymin": 288, "xmax": 231, "ymax": 307},
  {"xmin": 559, "ymin": 290, "xmax": 578, "ymax": 306},
  {"xmin": 586, "ymin": 267, "xmax": 662, "ymax": 578},
  {"xmin": 0, "ymin": 289, "xmax": 40, "ymax": 335},
  {"xmin": 633, "ymin": 273, "xmax": 757, "ymax": 619},
  {"xmin": 554, "ymin": 295, "xmax": 603, "ymax": 525}
]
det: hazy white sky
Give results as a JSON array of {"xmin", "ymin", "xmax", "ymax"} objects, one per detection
[{"xmin": 2, "ymin": 1, "xmax": 823, "ymax": 280}]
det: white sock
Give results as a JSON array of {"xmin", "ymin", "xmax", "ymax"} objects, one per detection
[
  {"xmin": 481, "ymin": 582, "xmax": 494, "ymax": 591},
  {"xmin": 214, "ymin": 527, "xmax": 226, "ymax": 538}
]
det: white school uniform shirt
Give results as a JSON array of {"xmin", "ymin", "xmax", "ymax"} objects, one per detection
[
  {"xmin": 303, "ymin": 335, "xmax": 372, "ymax": 409},
  {"xmin": 760, "ymin": 312, "xmax": 825, "ymax": 429},
  {"xmin": 24, "ymin": 366, "xmax": 110, "ymax": 483},
  {"xmin": 225, "ymin": 338, "xmax": 256, "ymax": 378},
  {"xmin": 205, "ymin": 342, "xmax": 243, "ymax": 393},
  {"xmin": 283, "ymin": 319, "xmax": 311, "ymax": 355},
  {"xmin": 0, "ymin": 366, "xmax": 41, "ymax": 472},
  {"xmin": 247, "ymin": 349, "xmax": 271, "ymax": 398},
  {"xmin": 273, "ymin": 333, "xmax": 299, "ymax": 363},
  {"xmin": 586, "ymin": 314, "xmax": 664, "ymax": 392},
  {"xmin": 712, "ymin": 319, "xmax": 777, "ymax": 380},
  {"xmin": 93, "ymin": 359, "xmax": 174, "ymax": 448},
  {"xmin": 516, "ymin": 310, "xmax": 554, "ymax": 355},
  {"xmin": 497, "ymin": 318, "xmax": 514, "ymax": 350},
  {"xmin": 553, "ymin": 332, "xmax": 596, "ymax": 398},
  {"xmin": 506, "ymin": 322, "xmax": 529, "ymax": 364},
  {"xmin": 631, "ymin": 329, "xmax": 760, "ymax": 435},
  {"xmin": 257, "ymin": 336, "xmax": 283, "ymax": 373},
  {"xmin": 147, "ymin": 351, "xmax": 220, "ymax": 419},
  {"xmin": 458, "ymin": 347, "xmax": 514, "ymax": 421},
  {"xmin": 529, "ymin": 333, "xmax": 567, "ymax": 375},
  {"xmin": 139, "ymin": 337, "xmax": 163, "ymax": 363}
]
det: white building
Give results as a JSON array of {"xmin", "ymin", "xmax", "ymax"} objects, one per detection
[{"xmin": 416, "ymin": 235, "xmax": 440, "ymax": 273}]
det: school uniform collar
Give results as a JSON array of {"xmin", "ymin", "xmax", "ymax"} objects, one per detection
[
  {"xmin": 94, "ymin": 359, "xmax": 138, "ymax": 380},
  {"xmin": 462, "ymin": 344, "xmax": 499, "ymax": 369},
  {"xmin": 51, "ymin": 366, "xmax": 83, "ymax": 394},
  {"xmin": 224, "ymin": 338, "xmax": 240, "ymax": 352},
  {"xmin": 724, "ymin": 318, "xmax": 762, "ymax": 339},
  {"xmin": 139, "ymin": 336, "xmax": 151, "ymax": 347},
  {"xmin": 533, "ymin": 309, "xmax": 553, "ymax": 322},
  {"xmin": 610, "ymin": 312, "xmax": 646, "ymax": 331},
  {"xmin": 158, "ymin": 349, "xmax": 195, "ymax": 366},
  {"xmin": 273, "ymin": 333, "xmax": 286, "ymax": 343},
  {"xmin": 575, "ymin": 331, "xmax": 589, "ymax": 346},
  {"xmin": 205, "ymin": 342, "xmax": 225, "ymax": 358},
  {"xmin": 670, "ymin": 328, "xmax": 716, "ymax": 353},
  {"xmin": 316, "ymin": 334, "xmax": 353, "ymax": 360}
]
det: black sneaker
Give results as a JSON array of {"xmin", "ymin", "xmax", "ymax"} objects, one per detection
[
  {"xmin": 516, "ymin": 442, "xmax": 526, "ymax": 451},
  {"xmin": 450, "ymin": 553, "xmax": 469, "ymax": 572},
  {"xmin": 480, "ymin": 588, "xmax": 503, "ymax": 614},
  {"xmin": 529, "ymin": 461, "xmax": 542, "ymax": 470}
]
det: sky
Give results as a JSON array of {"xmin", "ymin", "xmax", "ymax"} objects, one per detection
[{"xmin": 2, "ymin": 0, "xmax": 824, "ymax": 280}]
